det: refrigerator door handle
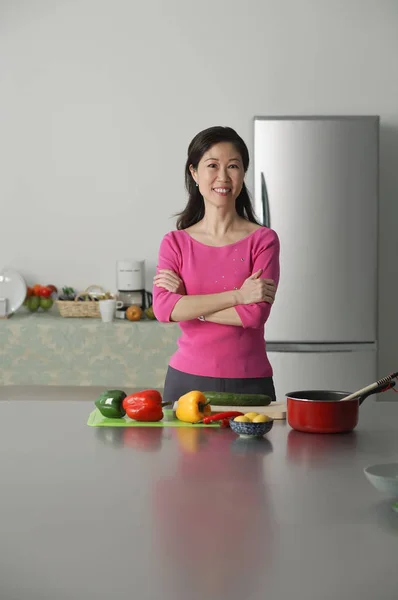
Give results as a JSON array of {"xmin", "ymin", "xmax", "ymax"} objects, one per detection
[
  {"xmin": 266, "ymin": 342, "xmax": 377, "ymax": 353},
  {"xmin": 261, "ymin": 171, "xmax": 270, "ymax": 227}
]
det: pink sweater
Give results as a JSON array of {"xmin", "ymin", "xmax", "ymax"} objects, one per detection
[{"xmin": 152, "ymin": 227, "xmax": 280, "ymax": 378}]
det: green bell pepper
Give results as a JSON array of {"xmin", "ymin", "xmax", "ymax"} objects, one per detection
[{"xmin": 95, "ymin": 389, "xmax": 127, "ymax": 418}]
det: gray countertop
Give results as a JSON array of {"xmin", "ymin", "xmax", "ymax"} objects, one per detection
[{"xmin": 0, "ymin": 387, "xmax": 398, "ymax": 600}]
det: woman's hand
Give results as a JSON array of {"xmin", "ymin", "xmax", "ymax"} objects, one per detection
[
  {"xmin": 153, "ymin": 269, "xmax": 186, "ymax": 295},
  {"xmin": 238, "ymin": 269, "xmax": 276, "ymax": 305}
]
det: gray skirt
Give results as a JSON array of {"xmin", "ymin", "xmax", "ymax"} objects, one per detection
[{"xmin": 162, "ymin": 366, "xmax": 276, "ymax": 405}]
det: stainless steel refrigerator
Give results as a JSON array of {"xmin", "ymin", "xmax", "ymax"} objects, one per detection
[{"xmin": 253, "ymin": 116, "xmax": 379, "ymax": 401}]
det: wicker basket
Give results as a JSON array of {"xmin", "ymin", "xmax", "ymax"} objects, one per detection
[{"xmin": 56, "ymin": 285, "xmax": 109, "ymax": 318}]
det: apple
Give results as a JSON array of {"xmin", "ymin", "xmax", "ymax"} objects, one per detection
[
  {"xmin": 27, "ymin": 296, "xmax": 40, "ymax": 311},
  {"xmin": 39, "ymin": 297, "xmax": 53, "ymax": 311}
]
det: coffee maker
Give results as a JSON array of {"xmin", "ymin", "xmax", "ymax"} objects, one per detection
[{"xmin": 116, "ymin": 260, "xmax": 152, "ymax": 317}]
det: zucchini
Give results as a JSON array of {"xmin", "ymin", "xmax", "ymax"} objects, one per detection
[{"xmin": 203, "ymin": 391, "xmax": 272, "ymax": 407}]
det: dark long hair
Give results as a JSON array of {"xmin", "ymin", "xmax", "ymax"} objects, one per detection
[{"xmin": 175, "ymin": 126, "xmax": 261, "ymax": 230}]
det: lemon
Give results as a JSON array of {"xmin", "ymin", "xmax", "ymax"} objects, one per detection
[
  {"xmin": 252, "ymin": 414, "xmax": 270, "ymax": 423},
  {"xmin": 244, "ymin": 412, "xmax": 258, "ymax": 420},
  {"xmin": 234, "ymin": 416, "xmax": 251, "ymax": 423}
]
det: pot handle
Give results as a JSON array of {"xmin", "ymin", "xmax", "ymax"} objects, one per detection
[{"xmin": 358, "ymin": 380, "xmax": 396, "ymax": 405}]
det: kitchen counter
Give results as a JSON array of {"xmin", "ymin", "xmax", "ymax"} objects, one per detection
[
  {"xmin": 0, "ymin": 387, "xmax": 398, "ymax": 600},
  {"xmin": 0, "ymin": 310, "xmax": 180, "ymax": 386}
]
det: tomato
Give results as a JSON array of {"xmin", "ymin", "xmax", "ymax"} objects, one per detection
[
  {"xmin": 32, "ymin": 284, "xmax": 42, "ymax": 296},
  {"xmin": 46, "ymin": 284, "xmax": 58, "ymax": 295},
  {"xmin": 39, "ymin": 286, "xmax": 52, "ymax": 298},
  {"xmin": 26, "ymin": 287, "xmax": 34, "ymax": 297}
]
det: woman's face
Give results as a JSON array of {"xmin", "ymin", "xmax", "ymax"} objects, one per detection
[{"xmin": 190, "ymin": 142, "xmax": 245, "ymax": 208}]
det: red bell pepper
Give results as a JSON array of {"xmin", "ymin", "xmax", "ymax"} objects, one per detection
[{"xmin": 122, "ymin": 389, "xmax": 170, "ymax": 422}]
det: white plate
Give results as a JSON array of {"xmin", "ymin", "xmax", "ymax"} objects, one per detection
[{"xmin": 0, "ymin": 268, "xmax": 27, "ymax": 315}]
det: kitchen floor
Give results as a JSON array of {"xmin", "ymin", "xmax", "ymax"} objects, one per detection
[
  {"xmin": 0, "ymin": 385, "xmax": 395, "ymax": 402},
  {"xmin": 0, "ymin": 385, "xmax": 162, "ymax": 401}
]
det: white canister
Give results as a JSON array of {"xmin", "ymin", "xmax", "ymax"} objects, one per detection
[{"xmin": 116, "ymin": 260, "xmax": 145, "ymax": 291}]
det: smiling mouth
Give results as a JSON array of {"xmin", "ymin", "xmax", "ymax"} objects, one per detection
[{"xmin": 212, "ymin": 187, "xmax": 231, "ymax": 196}]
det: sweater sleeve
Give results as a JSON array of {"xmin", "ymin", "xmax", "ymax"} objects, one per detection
[
  {"xmin": 234, "ymin": 229, "xmax": 280, "ymax": 329},
  {"xmin": 152, "ymin": 233, "xmax": 184, "ymax": 322}
]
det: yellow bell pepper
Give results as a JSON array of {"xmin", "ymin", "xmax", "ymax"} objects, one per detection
[{"xmin": 175, "ymin": 390, "xmax": 212, "ymax": 423}]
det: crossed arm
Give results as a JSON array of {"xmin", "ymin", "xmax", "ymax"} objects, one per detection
[
  {"xmin": 153, "ymin": 268, "xmax": 276, "ymax": 326},
  {"xmin": 152, "ymin": 232, "xmax": 280, "ymax": 329}
]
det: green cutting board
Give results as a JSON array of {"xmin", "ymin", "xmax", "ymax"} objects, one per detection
[{"xmin": 87, "ymin": 408, "xmax": 220, "ymax": 428}]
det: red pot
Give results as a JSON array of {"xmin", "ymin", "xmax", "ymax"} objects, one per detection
[{"xmin": 286, "ymin": 381, "xmax": 395, "ymax": 434}]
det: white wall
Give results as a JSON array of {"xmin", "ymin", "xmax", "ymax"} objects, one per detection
[{"xmin": 1, "ymin": 0, "xmax": 397, "ymax": 376}]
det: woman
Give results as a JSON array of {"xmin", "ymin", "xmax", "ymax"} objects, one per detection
[{"xmin": 152, "ymin": 125, "xmax": 280, "ymax": 404}]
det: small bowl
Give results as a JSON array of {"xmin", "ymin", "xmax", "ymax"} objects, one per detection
[
  {"xmin": 364, "ymin": 463, "xmax": 398, "ymax": 497},
  {"xmin": 229, "ymin": 417, "xmax": 274, "ymax": 439}
]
